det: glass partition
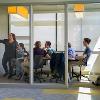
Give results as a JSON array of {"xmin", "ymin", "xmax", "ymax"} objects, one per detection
[
  {"xmin": 33, "ymin": 13, "xmax": 56, "ymax": 49},
  {"xmin": 0, "ymin": 6, "xmax": 30, "ymax": 83},
  {"xmin": 33, "ymin": 5, "xmax": 65, "ymax": 84},
  {"xmin": 68, "ymin": 3, "xmax": 100, "ymax": 84},
  {"xmin": 57, "ymin": 13, "xmax": 65, "ymax": 51},
  {"xmin": 0, "ymin": 5, "xmax": 66, "ymax": 85}
]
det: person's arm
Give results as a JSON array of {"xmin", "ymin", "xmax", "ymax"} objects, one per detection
[
  {"xmin": 83, "ymin": 48, "xmax": 90, "ymax": 58},
  {"xmin": 15, "ymin": 41, "xmax": 18, "ymax": 48},
  {"xmin": 0, "ymin": 39, "xmax": 7, "ymax": 44},
  {"xmin": 43, "ymin": 49, "xmax": 51, "ymax": 59},
  {"xmin": 45, "ymin": 54, "xmax": 51, "ymax": 59}
]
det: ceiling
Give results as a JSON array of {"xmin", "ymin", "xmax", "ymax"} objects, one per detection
[
  {"xmin": 0, "ymin": 0, "xmax": 100, "ymax": 4},
  {"xmin": 32, "ymin": 5, "xmax": 64, "ymax": 13},
  {"xmin": 9, "ymin": 3, "xmax": 100, "ymax": 27},
  {"xmin": 32, "ymin": 4, "xmax": 100, "ymax": 12},
  {"xmin": 68, "ymin": 4, "xmax": 100, "ymax": 12}
]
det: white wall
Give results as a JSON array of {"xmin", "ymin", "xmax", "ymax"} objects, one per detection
[
  {"xmin": 11, "ymin": 13, "xmax": 65, "ymax": 51},
  {"xmin": 68, "ymin": 12, "xmax": 100, "ymax": 51},
  {"xmin": 82, "ymin": 12, "xmax": 100, "ymax": 50},
  {"xmin": 68, "ymin": 12, "xmax": 82, "ymax": 51},
  {"xmin": 0, "ymin": 6, "xmax": 8, "ymax": 73}
]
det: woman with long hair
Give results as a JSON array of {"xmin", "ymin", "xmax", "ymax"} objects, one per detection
[{"xmin": 0, "ymin": 33, "xmax": 18, "ymax": 79}]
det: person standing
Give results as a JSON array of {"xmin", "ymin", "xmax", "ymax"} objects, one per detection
[{"xmin": 0, "ymin": 33, "xmax": 18, "ymax": 79}]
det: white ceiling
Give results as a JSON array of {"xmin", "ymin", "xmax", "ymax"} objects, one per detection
[
  {"xmin": 0, "ymin": 0, "xmax": 100, "ymax": 4},
  {"xmin": 32, "ymin": 5, "xmax": 64, "ymax": 13},
  {"xmin": 68, "ymin": 3, "xmax": 100, "ymax": 12}
]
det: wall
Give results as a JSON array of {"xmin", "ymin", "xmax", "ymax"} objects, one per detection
[
  {"xmin": 68, "ymin": 12, "xmax": 82, "ymax": 51},
  {"xmin": 68, "ymin": 12, "xmax": 100, "ymax": 51},
  {"xmin": 0, "ymin": 0, "xmax": 66, "ymax": 3},
  {"xmin": 82, "ymin": 12, "xmax": 100, "ymax": 51},
  {"xmin": 0, "ymin": 6, "xmax": 8, "ymax": 73},
  {"xmin": 0, "ymin": 0, "xmax": 98, "ymax": 4}
]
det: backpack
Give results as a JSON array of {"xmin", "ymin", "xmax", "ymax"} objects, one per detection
[{"xmin": 93, "ymin": 76, "xmax": 100, "ymax": 86}]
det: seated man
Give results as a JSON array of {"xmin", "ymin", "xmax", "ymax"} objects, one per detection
[
  {"xmin": 68, "ymin": 42, "xmax": 76, "ymax": 60},
  {"xmin": 82, "ymin": 38, "xmax": 92, "ymax": 66},
  {"xmin": 68, "ymin": 42, "xmax": 76, "ymax": 80},
  {"xmin": 68, "ymin": 38, "xmax": 92, "ymax": 81}
]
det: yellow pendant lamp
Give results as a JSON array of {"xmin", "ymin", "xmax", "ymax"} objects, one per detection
[
  {"xmin": 74, "ymin": 4, "xmax": 84, "ymax": 19},
  {"xmin": 8, "ymin": 6, "xmax": 28, "ymax": 19}
]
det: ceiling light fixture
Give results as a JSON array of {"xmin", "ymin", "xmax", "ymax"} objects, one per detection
[
  {"xmin": 74, "ymin": 4, "xmax": 84, "ymax": 19},
  {"xmin": 8, "ymin": 6, "xmax": 28, "ymax": 19}
]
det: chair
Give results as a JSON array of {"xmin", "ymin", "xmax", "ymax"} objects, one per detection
[
  {"xmin": 34, "ymin": 55, "xmax": 45, "ymax": 83},
  {"xmin": 50, "ymin": 52, "xmax": 65, "ymax": 83},
  {"xmin": 69, "ymin": 58, "xmax": 90, "ymax": 81}
]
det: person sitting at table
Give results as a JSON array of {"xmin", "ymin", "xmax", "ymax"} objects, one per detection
[
  {"xmin": 76, "ymin": 38, "xmax": 92, "ymax": 66},
  {"xmin": 15, "ymin": 43, "xmax": 25, "ymax": 80},
  {"xmin": 81, "ymin": 38, "xmax": 92, "ymax": 66},
  {"xmin": 34, "ymin": 41, "xmax": 50, "ymax": 58},
  {"xmin": 68, "ymin": 42, "xmax": 76, "ymax": 60},
  {"xmin": 68, "ymin": 42, "xmax": 76, "ymax": 80},
  {"xmin": 45, "ymin": 41, "xmax": 55, "ymax": 56}
]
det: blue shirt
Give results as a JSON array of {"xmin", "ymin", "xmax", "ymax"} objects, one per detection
[
  {"xmin": 68, "ymin": 48, "xmax": 76, "ymax": 59},
  {"xmin": 0, "ymin": 39, "xmax": 18, "ymax": 58},
  {"xmin": 47, "ymin": 48, "xmax": 56, "ymax": 56}
]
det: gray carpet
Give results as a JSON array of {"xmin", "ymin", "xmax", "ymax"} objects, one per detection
[{"xmin": 0, "ymin": 88, "xmax": 99, "ymax": 100}]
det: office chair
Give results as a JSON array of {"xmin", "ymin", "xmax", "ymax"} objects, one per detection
[
  {"xmin": 50, "ymin": 52, "xmax": 65, "ymax": 83},
  {"xmin": 70, "ymin": 58, "xmax": 90, "ymax": 81},
  {"xmin": 34, "ymin": 55, "xmax": 45, "ymax": 83}
]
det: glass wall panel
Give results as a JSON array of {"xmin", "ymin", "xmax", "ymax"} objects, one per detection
[
  {"xmin": 68, "ymin": 3, "xmax": 100, "ymax": 84},
  {"xmin": 9, "ymin": 6, "xmax": 30, "ymax": 83},
  {"xmin": 57, "ymin": 13, "xmax": 64, "ymax": 51},
  {"xmin": 33, "ymin": 5, "xmax": 65, "ymax": 84}
]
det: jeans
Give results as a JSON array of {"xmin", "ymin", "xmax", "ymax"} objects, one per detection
[{"xmin": 2, "ymin": 55, "xmax": 13, "ymax": 75}]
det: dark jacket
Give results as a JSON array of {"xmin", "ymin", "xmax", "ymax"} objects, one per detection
[
  {"xmin": 0, "ymin": 39, "xmax": 18, "ymax": 58},
  {"xmin": 50, "ymin": 52, "xmax": 65, "ymax": 78}
]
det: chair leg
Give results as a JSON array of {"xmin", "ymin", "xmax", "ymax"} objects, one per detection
[
  {"xmin": 72, "ymin": 66, "xmax": 74, "ymax": 77},
  {"xmin": 80, "ymin": 66, "xmax": 82, "ymax": 80}
]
